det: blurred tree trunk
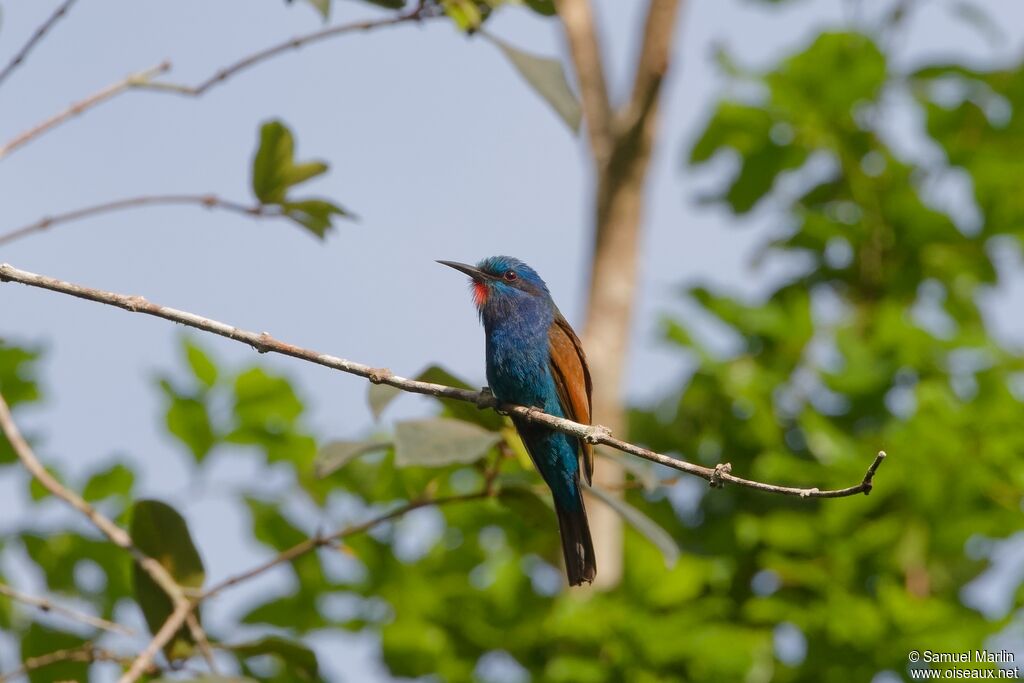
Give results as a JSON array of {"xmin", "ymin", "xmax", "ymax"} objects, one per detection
[{"xmin": 555, "ymin": 0, "xmax": 683, "ymax": 588}]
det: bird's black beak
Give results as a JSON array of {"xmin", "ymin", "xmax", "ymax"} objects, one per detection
[{"xmin": 437, "ymin": 260, "xmax": 492, "ymax": 281}]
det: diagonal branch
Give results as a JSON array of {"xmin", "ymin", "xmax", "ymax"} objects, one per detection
[
  {"xmin": 201, "ymin": 491, "xmax": 490, "ymax": 603},
  {"xmin": 0, "ymin": 0, "xmax": 79, "ymax": 89},
  {"xmin": 0, "ymin": 61, "xmax": 170, "ymax": 162},
  {"xmin": 0, "ymin": 392, "xmax": 204, "ymax": 683},
  {"xmin": 135, "ymin": 6, "xmax": 435, "ymax": 98},
  {"xmin": 0, "ymin": 194, "xmax": 282, "ymax": 247},
  {"xmin": 0, "ymin": 262, "xmax": 888, "ymax": 499},
  {"xmin": 0, "ymin": 583, "xmax": 134, "ymax": 636}
]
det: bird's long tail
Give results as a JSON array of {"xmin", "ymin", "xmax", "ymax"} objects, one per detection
[{"xmin": 554, "ymin": 490, "xmax": 596, "ymax": 586}]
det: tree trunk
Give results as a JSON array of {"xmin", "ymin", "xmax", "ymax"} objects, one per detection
[{"xmin": 556, "ymin": 0, "xmax": 683, "ymax": 588}]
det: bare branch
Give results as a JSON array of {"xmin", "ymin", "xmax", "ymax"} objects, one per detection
[
  {"xmin": 186, "ymin": 613, "xmax": 219, "ymax": 675},
  {"xmin": 202, "ymin": 491, "xmax": 490, "ymax": 603},
  {"xmin": 619, "ymin": 0, "xmax": 683, "ymax": 139},
  {"xmin": 0, "ymin": 583, "xmax": 134, "ymax": 636},
  {"xmin": 118, "ymin": 601, "xmax": 194, "ymax": 683},
  {"xmin": 136, "ymin": 7, "xmax": 434, "ymax": 98},
  {"xmin": 0, "ymin": 0, "xmax": 79, "ymax": 89},
  {"xmin": 0, "ymin": 61, "xmax": 171, "ymax": 162},
  {"xmin": 0, "ymin": 263, "xmax": 888, "ymax": 499},
  {"xmin": 0, "ymin": 643, "xmax": 156, "ymax": 683},
  {"xmin": 553, "ymin": 0, "xmax": 614, "ymax": 166},
  {"xmin": 0, "ymin": 194, "xmax": 281, "ymax": 247},
  {"xmin": 0, "ymin": 392, "xmax": 194, "ymax": 683}
]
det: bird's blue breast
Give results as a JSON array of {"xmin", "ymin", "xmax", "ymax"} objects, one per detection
[{"xmin": 482, "ymin": 295, "xmax": 582, "ymax": 508}]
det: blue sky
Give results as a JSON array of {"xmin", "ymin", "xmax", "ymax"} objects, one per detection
[{"xmin": 1, "ymin": 0, "xmax": 1022, "ymax": 680}]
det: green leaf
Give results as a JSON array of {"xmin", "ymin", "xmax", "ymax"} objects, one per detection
[
  {"xmin": 524, "ymin": 0, "xmax": 556, "ymax": 16},
  {"xmin": 394, "ymin": 418, "xmax": 501, "ymax": 467},
  {"xmin": 82, "ymin": 462, "xmax": 135, "ymax": 501},
  {"xmin": 252, "ymin": 121, "xmax": 327, "ymax": 204},
  {"xmin": 307, "ymin": 0, "xmax": 331, "ymax": 20},
  {"xmin": 164, "ymin": 390, "xmax": 217, "ymax": 462},
  {"xmin": 185, "ymin": 340, "xmax": 219, "ymax": 388},
  {"xmin": 230, "ymin": 636, "xmax": 322, "ymax": 682},
  {"xmin": 281, "ymin": 199, "xmax": 352, "ymax": 239},
  {"xmin": 361, "ymin": 0, "xmax": 405, "ymax": 7},
  {"xmin": 587, "ymin": 486, "xmax": 679, "ymax": 568},
  {"xmin": 0, "ymin": 341, "xmax": 42, "ymax": 408},
  {"xmin": 130, "ymin": 499, "xmax": 205, "ymax": 661},
  {"xmin": 233, "ymin": 367, "xmax": 303, "ymax": 430},
  {"xmin": 442, "ymin": 0, "xmax": 485, "ymax": 32},
  {"xmin": 315, "ymin": 439, "xmax": 390, "ymax": 478},
  {"xmin": 249, "ymin": 121, "xmax": 353, "ymax": 238},
  {"xmin": 489, "ymin": 35, "xmax": 582, "ymax": 132}
]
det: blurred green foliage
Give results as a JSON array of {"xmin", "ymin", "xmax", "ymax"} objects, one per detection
[{"xmin": 1, "ymin": 6, "xmax": 1023, "ymax": 683}]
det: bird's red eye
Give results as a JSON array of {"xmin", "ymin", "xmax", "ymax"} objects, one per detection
[{"xmin": 504, "ymin": 270, "xmax": 517, "ymax": 281}]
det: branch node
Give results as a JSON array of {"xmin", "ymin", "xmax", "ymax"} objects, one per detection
[
  {"xmin": 710, "ymin": 462, "xmax": 732, "ymax": 488},
  {"xmin": 255, "ymin": 332, "xmax": 274, "ymax": 353},
  {"xmin": 368, "ymin": 368, "xmax": 393, "ymax": 384},
  {"xmin": 799, "ymin": 487, "xmax": 820, "ymax": 498},
  {"xmin": 584, "ymin": 424, "xmax": 611, "ymax": 444},
  {"xmin": 125, "ymin": 295, "xmax": 148, "ymax": 312}
]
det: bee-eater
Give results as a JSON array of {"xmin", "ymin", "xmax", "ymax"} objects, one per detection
[{"xmin": 439, "ymin": 256, "xmax": 596, "ymax": 586}]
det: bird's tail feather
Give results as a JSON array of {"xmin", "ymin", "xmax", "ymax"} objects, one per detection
[{"xmin": 554, "ymin": 492, "xmax": 596, "ymax": 586}]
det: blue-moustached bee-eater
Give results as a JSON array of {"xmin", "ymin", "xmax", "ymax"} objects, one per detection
[{"xmin": 439, "ymin": 256, "xmax": 596, "ymax": 585}]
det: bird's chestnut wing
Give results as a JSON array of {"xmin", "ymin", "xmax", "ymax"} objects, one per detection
[{"xmin": 548, "ymin": 311, "xmax": 594, "ymax": 485}]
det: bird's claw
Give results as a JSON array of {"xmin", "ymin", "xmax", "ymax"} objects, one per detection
[
  {"xmin": 584, "ymin": 425, "xmax": 611, "ymax": 444},
  {"xmin": 709, "ymin": 462, "xmax": 732, "ymax": 488},
  {"xmin": 476, "ymin": 386, "xmax": 498, "ymax": 410}
]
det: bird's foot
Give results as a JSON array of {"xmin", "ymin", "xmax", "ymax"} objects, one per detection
[
  {"xmin": 709, "ymin": 462, "xmax": 732, "ymax": 488},
  {"xmin": 584, "ymin": 424, "xmax": 611, "ymax": 444},
  {"xmin": 476, "ymin": 386, "xmax": 498, "ymax": 410}
]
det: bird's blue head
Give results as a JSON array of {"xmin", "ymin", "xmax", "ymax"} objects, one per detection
[{"xmin": 438, "ymin": 255, "xmax": 552, "ymax": 314}]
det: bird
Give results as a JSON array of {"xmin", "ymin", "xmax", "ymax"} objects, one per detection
[{"xmin": 438, "ymin": 256, "xmax": 596, "ymax": 586}]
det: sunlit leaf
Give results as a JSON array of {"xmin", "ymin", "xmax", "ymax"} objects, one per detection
[{"xmin": 185, "ymin": 340, "xmax": 219, "ymax": 388}]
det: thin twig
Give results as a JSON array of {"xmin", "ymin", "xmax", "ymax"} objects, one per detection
[
  {"xmin": 201, "ymin": 491, "xmax": 490, "ymax": 602},
  {"xmin": 0, "ymin": 583, "xmax": 134, "ymax": 636},
  {"xmin": 0, "ymin": 643, "xmax": 156, "ymax": 683},
  {"xmin": 0, "ymin": 263, "xmax": 889, "ymax": 499},
  {"xmin": 186, "ymin": 613, "xmax": 219, "ymax": 674},
  {"xmin": 119, "ymin": 600, "xmax": 194, "ymax": 683},
  {"xmin": 136, "ymin": 7, "xmax": 433, "ymax": 98},
  {"xmin": 0, "ymin": 194, "xmax": 280, "ymax": 247},
  {"xmin": 0, "ymin": 393, "xmax": 197, "ymax": 683},
  {"xmin": 0, "ymin": 0, "xmax": 79, "ymax": 89},
  {"xmin": 0, "ymin": 61, "xmax": 170, "ymax": 162}
]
